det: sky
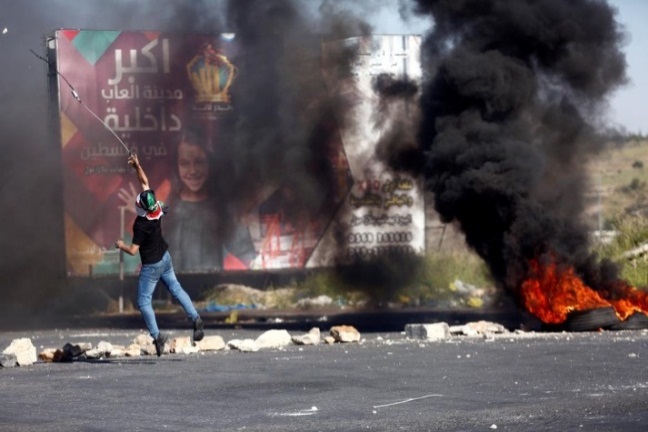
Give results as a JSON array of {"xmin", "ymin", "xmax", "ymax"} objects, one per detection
[{"xmin": 606, "ymin": 0, "xmax": 648, "ymax": 134}]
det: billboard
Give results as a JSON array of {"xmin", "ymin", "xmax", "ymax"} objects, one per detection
[
  {"xmin": 311, "ymin": 35, "xmax": 425, "ymax": 265},
  {"xmin": 52, "ymin": 30, "xmax": 423, "ymax": 276}
]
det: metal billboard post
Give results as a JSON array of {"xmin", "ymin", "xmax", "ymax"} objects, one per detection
[{"xmin": 119, "ymin": 205, "xmax": 125, "ymax": 313}]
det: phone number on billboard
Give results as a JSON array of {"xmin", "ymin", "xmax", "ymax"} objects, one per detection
[
  {"xmin": 347, "ymin": 231, "xmax": 413, "ymax": 244},
  {"xmin": 347, "ymin": 245, "xmax": 415, "ymax": 258}
]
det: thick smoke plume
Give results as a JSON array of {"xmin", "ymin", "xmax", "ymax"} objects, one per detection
[
  {"xmin": 409, "ymin": 0, "xmax": 628, "ymax": 300},
  {"xmin": 200, "ymin": 0, "xmax": 371, "ymax": 238},
  {"xmin": 0, "ymin": 0, "xmax": 377, "ymax": 325},
  {"xmin": 222, "ymin": 1, "xmax": 427, "ymax": 303}
]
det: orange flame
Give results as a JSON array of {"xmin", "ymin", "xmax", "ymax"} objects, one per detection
[
  {"xmin": 606, "ymin": 281, "xmax": 648, "ymax": 320},
  {"xmin": 520, "ymin": 258, "xmax": 648, "ymax": 324}
]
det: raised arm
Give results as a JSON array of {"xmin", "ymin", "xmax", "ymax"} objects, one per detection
[{"xmin": 128, "ymin": 153, "xmax": 150, "ymax": 191}]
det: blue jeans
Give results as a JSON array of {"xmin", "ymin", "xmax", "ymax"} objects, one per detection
[{"xmin": 137, "ymin": 251, "xmax": 200, "ymax": 339}]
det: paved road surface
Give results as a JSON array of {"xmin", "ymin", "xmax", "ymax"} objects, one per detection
[{"xmin": 1, "ymin": 326, "xmax": 647, "ymax": 431}]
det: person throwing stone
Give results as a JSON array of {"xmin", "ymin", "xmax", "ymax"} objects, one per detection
[{"xmin": 115, "ymin": 153, "xmax": 204, "ymax": 356}]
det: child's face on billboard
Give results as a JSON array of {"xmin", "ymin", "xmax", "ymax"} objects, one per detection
[{"xmin": 177, "ymin": 140, "xmax": 209, "ymax": 193}]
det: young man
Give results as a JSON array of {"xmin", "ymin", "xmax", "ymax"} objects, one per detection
[{"xmin": 115, "ymin": 153, "xmax": 204, "ymax": 356}]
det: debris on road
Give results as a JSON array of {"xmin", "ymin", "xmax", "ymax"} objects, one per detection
[
  {"xmin": 2, "ymin": 338, "xmax": 37, "ymax": 366},
  {"xmin": 227, "ymin": 338, "xmax": 260, "ymax": 352},
  {"xmin": 195, "ymin": 335, "xmax": 225, "ymax": 351},
  {"xmin": 255, "ymin": 329, "xmax": 292, "ymax": 349},
  {"xmin": 405, "ymin": 321, "xmax": 509, "ymax": 341},
  {"xmin": 330, "ymin": 325, "xmax": 361, "ymax": 343},
  {"xmin": 405, "ymin": 323, "xmax": 450, "ymax": 341},
  {"xmin": 4, "ymin": 320, "xmax": 645, "ymax": 369},
  {"xmin": 291, "ymin": 327, "xmax": 320, "ymax": 346},
  {"xmin": 449, "ymin": 320, "xmax": 509, "ymax": 337}
]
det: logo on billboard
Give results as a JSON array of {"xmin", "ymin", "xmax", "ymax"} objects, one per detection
[{"xmin": 187, "ymin": 43, "xmax": 237, "ymax": 104}]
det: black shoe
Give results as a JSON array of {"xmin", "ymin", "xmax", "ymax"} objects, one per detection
[
  {"xmin": 193, "ymin": 317, "xmax": 204, "ymax": 342},
  {"xmin": 154, "ymin": 333, "xmax": 168, "ymax": 357}
]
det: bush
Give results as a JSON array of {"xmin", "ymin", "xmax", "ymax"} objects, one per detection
[
  {"xmin": 401, "ymin": 252, "xmax": 492, "ymax": 306},
  {"xmin": 593, "ymin": 215, "xmax": 648, "ymax": 287},
  {"xmin": 291, "ymin": 251, "xmax": 492, "ymax": 307},
  {"xmin": 620, "ymin": 178, "xmax": 645, "ymax": 194}
]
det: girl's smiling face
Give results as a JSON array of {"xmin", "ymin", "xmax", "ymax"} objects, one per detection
[{"xmin": 177, "ymin": 140, "xmax": 209, "ymax": 194}]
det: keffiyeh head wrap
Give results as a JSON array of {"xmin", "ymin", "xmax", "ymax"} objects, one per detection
[{"xmin": 135, "ymin": 190, "xmax": 165, "ymax": 220}]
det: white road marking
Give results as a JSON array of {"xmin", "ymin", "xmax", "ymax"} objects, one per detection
[
  {"xmin": 373, "ymin": 394, "xmax": 443, "ymax": 409},
  {"xmin": 271, "ymin": 406, "xmax": 318, "ymax": 417}
]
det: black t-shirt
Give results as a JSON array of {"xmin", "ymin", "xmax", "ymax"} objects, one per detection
[{"xmin": 132, "ymin": 216, "xmax": 169, "ymax": 265}]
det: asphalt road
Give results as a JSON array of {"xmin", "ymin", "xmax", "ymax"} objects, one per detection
[{"xmin": 1, "ymin": 327, "xmax": 647, "ymax": 432}]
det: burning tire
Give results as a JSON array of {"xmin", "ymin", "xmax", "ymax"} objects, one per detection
[
  {"xmin": 609, "ymin": 312, "xmax": 648, "ymax": 331},
  {"xmin": 543, "ymin": 307, "xmax": 621, "ymax": 332},
  {"xmin": 561, "ymin": 307, "xmax": 620, "ymax": 332}
]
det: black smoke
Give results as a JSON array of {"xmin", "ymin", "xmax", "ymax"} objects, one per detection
[
  {"xmin": 0, "ymin": 0, "xmax": 379, "ymax": 326},
  {"xmin": 372, "ymin": 72, "xmax": 423, "ymax": 174},
  {"xmin": 213, "ymin": 0, "xmax": 369, "ymax": 229},
  {"xmin": 408, "ymin": 0, "xmax": 628, "ymax": 299}
]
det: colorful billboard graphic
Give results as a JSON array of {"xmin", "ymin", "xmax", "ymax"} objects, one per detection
[{"xmin": 53, "ymin": 31, "xmax": 423, "ymax": 276}]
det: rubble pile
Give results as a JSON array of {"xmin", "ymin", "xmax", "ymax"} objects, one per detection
[
  {"xmin": 1, "ymin": 321, "xmax": 514, "ymax": 368},
  {"xmin": 0, "ymin": 325, "xmax": 362, "ymax": 368},
  {"xmin": 405, "ymin": 320, "xmax": 509, "ymax": 341}
]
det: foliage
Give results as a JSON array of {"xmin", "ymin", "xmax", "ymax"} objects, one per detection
[
  {"xmin": 295, "ymin": 270, "xmax": 368, "ymax": 306},
  {"xmin": 199, "ymin": 284, "xmax": 297, "ymax": 309},
  {"xmin": 589, "ymin": 138, "xmax": 648, "ymax": 222},
  {"xmin": 399, "ymin": 251, "xmax": 492, "ymax": 306},
  {"xmin": 592, "ymin": 215, "xmax": 648, "ymax": 287},
  {"xmin": 291, "ymin": 251, "xmax": 492, "ymax": 307},
  {"xmin": 620, "ymin": 177, "xmax": 645, "ymax": 193}
]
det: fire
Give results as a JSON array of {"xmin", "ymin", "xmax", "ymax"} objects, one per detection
[
  {"xmin": 606, "ymin": 281, "xmax": 648, "ymax": 320},
  {"xmin": 520, "ymin": 258, "xmax": 648, "ymax": 324},
  {"xmin": 520, "ymin": 259, "xmax": 608, "ymax": 324}
]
